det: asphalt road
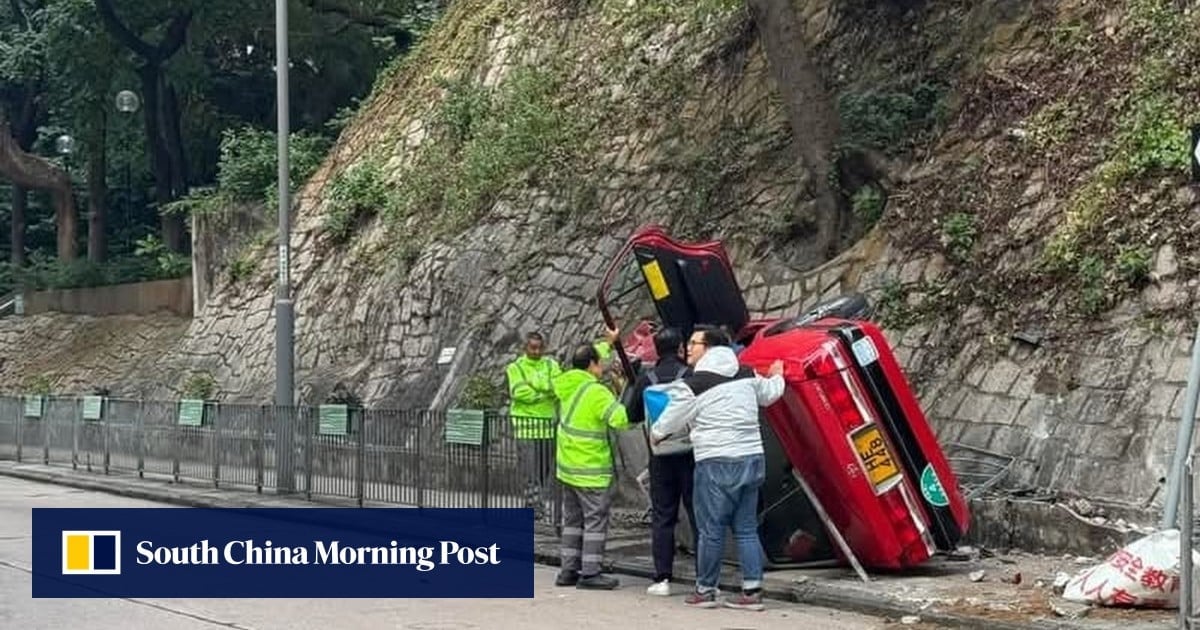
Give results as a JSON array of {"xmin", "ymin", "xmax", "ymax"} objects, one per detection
[{"xmin": 0, "ymin": 475, "xmax": 906, "ymax": 629}]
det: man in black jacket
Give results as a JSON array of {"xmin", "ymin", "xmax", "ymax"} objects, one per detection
[{"xmin": 621, "ymin": 326, "xmax": 696, "ymax": 596}]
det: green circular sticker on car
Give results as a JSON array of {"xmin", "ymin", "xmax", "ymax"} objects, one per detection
[{"xmin": 920, "ymin": 464, "xmax": 949, "ymax": 507}]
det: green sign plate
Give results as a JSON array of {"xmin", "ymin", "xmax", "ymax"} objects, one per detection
[
  {"xmin": 82, "ymin": 396, "xmax": 104, "ymax": 421},
  {"xmin": 445, "ymin": 409, "xmax": 485, "ymax": 446},
  {"xmin": 178, "ymin": 399, "xmax": 205, "ymax": 426},
  {"xmin": 318, "ymin": 404, "xmax": 349, "ymax": 435},
  {"xmin": 23, "ymin": 395, "xmax": 42, "ymax": 418}
]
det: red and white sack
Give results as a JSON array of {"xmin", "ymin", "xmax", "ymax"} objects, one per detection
[{"xmin": 1062, "ymin": 529, "xmax": 1199, "ymax": 608}]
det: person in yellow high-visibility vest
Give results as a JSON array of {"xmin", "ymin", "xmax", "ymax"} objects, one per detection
[
  {"xmin": 552, "ymin": 328, "xmax": 640, "ymax": 591},
  {"xmin": 506, "ymin": 332, "xmax": 562, "ymax": 517}
]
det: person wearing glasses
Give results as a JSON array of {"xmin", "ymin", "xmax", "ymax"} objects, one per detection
[{"xmin": 649, "ymin": 325, "xmax": 784, "ymax": 611}]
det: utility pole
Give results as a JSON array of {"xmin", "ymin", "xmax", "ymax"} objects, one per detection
[{"xmin": 274, "ymin": 0, "xmax": 296, "ymax": 494}]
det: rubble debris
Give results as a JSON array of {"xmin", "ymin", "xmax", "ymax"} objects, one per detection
[
  {"xmin": 1002, "ymin": 572, "xmax": 1022, "ymax": 585},
  {"xmin": 969, "ymin": 570, "xmax": 986, "ymax": 582},
  {"xmin": 1050, "ymin": 599, "xmax": 1092, "ymax": 619},
  {"xmin": 900, "ymin": 615, "xmax": 922, "ymax": 625},
  {"xmin": 1052, "ymin": 572, "xmax": 1071, "ymax": 593}
]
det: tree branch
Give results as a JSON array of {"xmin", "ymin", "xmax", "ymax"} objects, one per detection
[
  {"xmin": 302, "ymin": 0, "xmax": 405, "ymax": 30},
  {"xmin": 92, "ymin": 0, "xmax": 158, "ymax": 61},
  {"xmin": 157, "ymin": 10, "xmax": 193, "ymax": 59},
  {"xmin": 0, "ymin": 112, "xmax": 78, "ymax": 260},
  {"xmin": 9, "ymin": 0, "xmax": 27, "ymax": 29}
]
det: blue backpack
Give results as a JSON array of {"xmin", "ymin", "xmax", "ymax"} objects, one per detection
[{"xmin": 643, "ymin": 366, "xmax": 692, "ymax": 456}]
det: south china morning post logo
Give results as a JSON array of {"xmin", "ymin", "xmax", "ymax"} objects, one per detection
[
  {"xmin": 133, "ymin": 538, "xmax": 501, "ymax": 571},
  {"xmin": 35, "ymin": 507, "xmax": 535, "ymax": 598},
  {"xmin": 61, "ymin": 530, "xmax": 122, "ymax": 575}
]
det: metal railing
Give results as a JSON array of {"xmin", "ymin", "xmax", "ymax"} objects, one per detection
[{"xmin": 0, "ymin": 395, "xmax": 562, "ymax": 531}]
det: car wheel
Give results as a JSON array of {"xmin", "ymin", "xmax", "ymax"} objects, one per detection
[{"xmin": 764, "ymin": 293, "xmax": 873, "ymax": 336}]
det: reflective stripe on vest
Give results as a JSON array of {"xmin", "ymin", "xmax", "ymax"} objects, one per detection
[{"xmin": 556, "ymin": 382, "xmax": 616, "ymax": 485}]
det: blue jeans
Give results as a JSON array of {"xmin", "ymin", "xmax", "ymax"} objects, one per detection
[{"xmin": 693, "ymin": 454, "xmax": 765, "ymax": 593}]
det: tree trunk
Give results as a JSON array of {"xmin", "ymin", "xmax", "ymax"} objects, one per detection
[
  {"xmin": 161, "ymin": 81, "xmax": 187, "ymax": 252},
  {"xmin": 92, "ymin": 0, "xmax": 193, "ymax": 254},
  {"xmin": 746, "ymin": 0, "xmax": 844, "ymax": 261},
  {"xmin": 88, "ymin": 130, "xmax": 109, "ymax": 263},
  {"xmin": 138, "ymin": 65, "xmax": 182, "ymax": 251},
  {"xmin": 0, "ymin": 116, "xmax": 78, "ymax": 261},
  {"xmin": 11, "ymin": 186, "xmax": 26, "ymax": 267}
]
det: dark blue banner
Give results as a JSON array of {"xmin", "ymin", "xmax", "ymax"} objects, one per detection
[{"xmin": 32, "ymin": 508, "xmax": 535, "ymax": 598}]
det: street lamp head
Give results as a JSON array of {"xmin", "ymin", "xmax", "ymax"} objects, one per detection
[
  {"xmin": 55, "ymin": 134, "xmax": 75, "ymax": 155},
  {"xmin": 116, "ymin": 90, "xmax": 140, "ymax": 113}
]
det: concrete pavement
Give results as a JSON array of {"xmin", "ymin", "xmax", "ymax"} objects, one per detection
[
  {"xmin": 0, "ymin": 475, "xmax": 911, "ymax": 630},
  {"xmin": 0, "ymin": 460, "xmax": 1179, "ymax": 630}
]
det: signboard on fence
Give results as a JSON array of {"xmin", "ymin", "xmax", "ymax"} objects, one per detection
[
  {"xmin": 24, "ymin": 395, "xmax": 43, "ymax": 419},
  {"xmin": 82, "ymin": 396, "xmax": 104, "ymax": 421},
  {"xmin": 318, "ymin": 404, "xmax": 349, "ymax": 436},
  {"xmin": 178, "ymin": 399, "xmax": 205, "ymax": 426},
  {"xmin": 444, "ymin": 409, "xmax": 485, "ymax": 446}
]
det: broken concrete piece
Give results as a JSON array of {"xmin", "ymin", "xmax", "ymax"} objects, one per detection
[
  {"xmin": 1052, "ymin": 572, "xmax": 1071, "ymax": 592},
  {"xmin": 1050, "ymin": 599, "xmax": 1091, "ymax": 619},
  {"xmin": 969, "ymin": 570, "xmax": 986, "ymax": 582},
  {"xmin": 900, "ymin": 615, "xmax": 922, "ymax": 625}
]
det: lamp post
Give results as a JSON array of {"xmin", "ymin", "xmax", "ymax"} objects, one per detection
[
  {"xmin": 115, "ymin": 90, "xmax": 139, "ymax": 253},
  {"xmin": 275, "ymin": 0, "xmax": 296, "ymax": 494},
  {"xmin": 55, "ymin": 134, "xmax": 74, "ymax": 159}
]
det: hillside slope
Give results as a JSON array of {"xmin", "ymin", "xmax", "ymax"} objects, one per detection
[{"xmin": 6, "ymin": 0, "xmax": 1199, "ymax": 518}]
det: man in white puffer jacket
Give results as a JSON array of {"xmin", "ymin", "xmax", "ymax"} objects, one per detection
[{"xmin": 650, "ymin": 325, "xmax": 785, "ymax": 611}]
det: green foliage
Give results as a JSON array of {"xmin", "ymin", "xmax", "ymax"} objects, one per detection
[
  {"xmin": 838, "ymin": 82, "xmax": 948, "ymax": 155},
  {"xmin": 181, "ymin": 371, "xmax": 217, "ymax": 401},
  {"xmin": 940, "ymin": 213, "xmax": 977, "ymax": 262},
  {"xmin": 1110, "ymin": 92, "xmax": 1187, "ymax": 179},
  {"xmin": 609, "ymin": 0, "xmax": 744, "ymax": 32},
  {"xmin": 876, "ymin": 278, "xmax": 916, "ymax": 330},
  {"xmin": 134, "ymin": 236, "xmax": 191, "ymax": 279},
  {"xmin": 436, "ymin": 77, "xmax": 493, "ymax": 145},
  {"xmin": 218, "ymin": 127, "xmax": 330, "ymax": 204},
  {"xmin": 1076, "ymin": 255, "xmax": 1109, "ymax": 316},
  {"xmin": 0, "ymin": 255, "xmax": 162, "ymax": 294},
  {"xmin": 1025, "ymin": 100, "xmax": 1084, "ymax": 152},
  {"xmin": 1115, "ymin": 245, "xmax": 1151, "ymax": 286},
  {"xmin": 323, "ymin": 158, "xmax": 395, "ymax": 243},
  {"xmin": 164, "ymin": 127, "xmax": 331, "ymax": 218},
  {"xmin": 1040, "ymin": 2, "xmax": 1190, "ymax": 269},
  {"xmin": 23, "ymin": 374, "xmax": 53, "ymax": 396},
  {"xmin": 378, "ymin": 64, "xmax": 594, "ymax": 240},
  {"xmin": 851, "ymin": 185, "xmax": 885, "ymax": 226},
  {"xmin": 458, "ymin": 373, "xmax": 502, "ymax": 410}
]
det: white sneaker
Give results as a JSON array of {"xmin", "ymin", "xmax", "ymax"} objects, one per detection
[{"xmin": 646, "ymin": 580, "xmax": 671, "ymax": 596}]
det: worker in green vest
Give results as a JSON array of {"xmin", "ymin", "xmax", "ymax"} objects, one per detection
[
  {"xmin": 553, "ymin": 327, "xmax": 640, "ymax": 590},
  {"xmin": 505, "ymin": 331, "xmax": 562, "ymax": 518}
]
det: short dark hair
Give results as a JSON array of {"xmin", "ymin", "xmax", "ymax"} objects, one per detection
[
  {"xmin": 571, "ymin": 343, "xmax": 600, "ymax": 370},
  {"xmin": 693, "ymin": 324, "xmax": 731, "ymax": 348},
  {"xmin": 526, "ymin": 332, "xmax": 545, "ymax": 343},
  {"xmin": 653, "ymin": 327, "xmax": 684, "ymax": 358}
]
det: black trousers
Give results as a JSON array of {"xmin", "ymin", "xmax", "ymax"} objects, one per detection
[{"xmin": 649, "ymin": 451, "xmax": 696, "ymax": 582}]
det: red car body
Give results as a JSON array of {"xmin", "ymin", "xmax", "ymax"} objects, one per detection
[{"xmin": 598, "ymin": 225, "xmax": 970, "ymax": 569}]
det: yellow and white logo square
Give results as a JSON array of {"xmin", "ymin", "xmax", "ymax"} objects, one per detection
[{"xmin": 61, "ymin": 530, "xmax": 121, "ymax": 575}]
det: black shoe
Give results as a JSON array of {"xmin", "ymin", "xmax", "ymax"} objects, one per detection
[
  {"xmin": 555, "ymin": 570, "xmax": 579, "ymax": 586},
  {"xmin": 576, "ymin": 574, "xmax": 619, "ymax": 590}
]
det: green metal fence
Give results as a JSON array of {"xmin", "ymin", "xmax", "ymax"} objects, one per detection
[{"xmin": 0, "ymin": 395, "xmax": 561, "ymax": 529}]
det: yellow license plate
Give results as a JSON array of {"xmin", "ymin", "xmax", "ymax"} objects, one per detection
[{"xmin": 851, "ymin": 425, "xmax": 901, "ymax": 490}]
